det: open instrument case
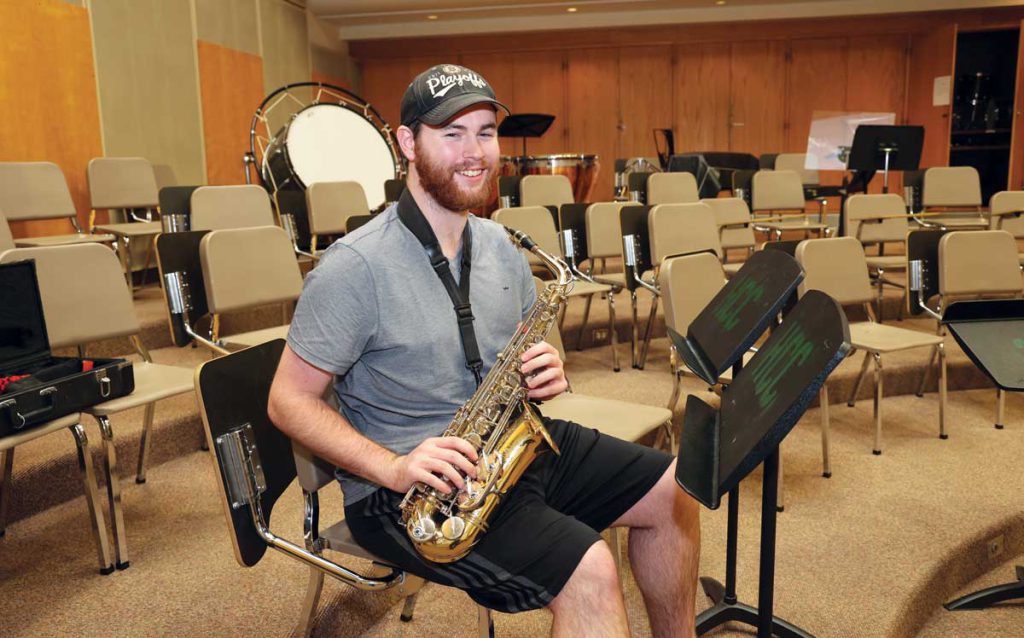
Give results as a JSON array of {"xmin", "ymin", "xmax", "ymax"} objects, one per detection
[{"xmin": 0, "ymin": 260, "xmax": 134, "ymax": 436}]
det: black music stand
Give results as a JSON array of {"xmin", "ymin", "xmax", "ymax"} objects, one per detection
[
  {"xmin": 497, "ymin": 113, "xmax": 555, "ymax": 156},
  {"xmin": 846, "ymin": 125, "xmax": 924, "ymax": 194},
  {"xmin": 675, "ymin": 290, "xmax": 851, "ymax": 638},
  {"xmin": 940, "ymin": 299, "xmax": 1024, "ymax": 610}
]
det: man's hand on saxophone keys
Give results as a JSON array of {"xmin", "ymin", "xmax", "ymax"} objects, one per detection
[
  {"xmin": 521, "ymin": 341, "xmax": 568, "ymax": 401},
  {"xmin": 386, "ymin": 436, "xmax": 479, "ymax": 494}
]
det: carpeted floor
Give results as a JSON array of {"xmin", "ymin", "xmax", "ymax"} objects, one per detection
[{"xmin": 1, "ymin": 277, "xmax": 1022, "ymax": 637}]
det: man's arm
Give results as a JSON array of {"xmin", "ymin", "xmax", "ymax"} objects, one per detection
[{"xmin": 268, "ymin": 344, "xmax": 478, "ymax": 495}]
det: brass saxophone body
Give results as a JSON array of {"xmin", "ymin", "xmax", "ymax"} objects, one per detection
[{"xmin": 399, "ymin": 226, "xmax": 573, "ymax": 563}]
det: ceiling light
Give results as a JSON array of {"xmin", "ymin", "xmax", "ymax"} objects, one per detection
[
  {"xmin": 716, "ymin": 0, "xmax": 726, "ymax": 4},
  {"xmin": 427, "ymin": 14, "xmax": 438, "ymax": 20},
  {"xmin": 567, "ymin": 7, "xmax": 578, "ymax": 12}
]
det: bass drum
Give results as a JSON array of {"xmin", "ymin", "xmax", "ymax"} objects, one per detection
[
  {"xmin": 519, "ymin": 154, "xmax": 600, "ymax": 204},
  {"xmin": 262, "ymin": 102, "xmax": 399, "ymax": 210}
]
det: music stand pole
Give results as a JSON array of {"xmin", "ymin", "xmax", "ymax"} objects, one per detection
[{"xmin": 880, "ymin": 145, "xmax": 896, "ymax": 194}]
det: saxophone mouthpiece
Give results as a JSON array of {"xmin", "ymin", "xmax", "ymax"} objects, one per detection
[{"xmin": 505, "ymin": 226, "xmax": 538, "ymax": 251}]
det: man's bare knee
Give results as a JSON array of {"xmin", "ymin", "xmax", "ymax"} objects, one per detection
[{"xmin": 550, "ymin": 541, "xmax": 622, "ymax": 614}]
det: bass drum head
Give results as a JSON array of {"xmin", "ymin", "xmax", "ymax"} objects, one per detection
[{"xmin": 283, "ymin": 103, "xmax": 396, "ymax": 208}]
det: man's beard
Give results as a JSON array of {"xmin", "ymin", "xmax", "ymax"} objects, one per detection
[{"xmin": 415, "ymin": 146, "xmax": 494, "ymax": 212}]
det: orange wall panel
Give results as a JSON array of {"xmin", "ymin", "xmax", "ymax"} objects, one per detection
[
  {"xmin": 197, "ymin": 40, "xmax": 265, "ymax": 186},
  {"xmin": 0, "ymin": 0, "xmax": 103, "ymax": 238},
  {"xmin": 312, "ymin": 70, "xmax": 351, "ymax": 91}
]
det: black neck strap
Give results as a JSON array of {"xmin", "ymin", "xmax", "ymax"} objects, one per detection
[{"xmin": 395, "ymin": 190, "xmax": 483, "ymax": 386}]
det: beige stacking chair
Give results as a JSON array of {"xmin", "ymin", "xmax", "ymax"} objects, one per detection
[
  {"xmin": 844, "ymin": 193, "xmax": 911, "ymax": 322},
  {"xmin": 0, "ymin": 243, "xmax": 194, "ymax": 570},
  {"xmin": 796, "ymin": 237, "xmax": 945, "ymax": 464},
  {"xmin": 920, "ymin": 166, "xmax": 989, "ymax": 229},
  {"xmin": 934, "ymin": 230, "xmax": 1024, "ymax": 429},
  {"xmin": 195, "ymin": 340, "xmax": 494, "ymax": 638},
  {"xmin": 584, "ymin": 201, "xmax": 627, "ymax": 285},
  {"xmin": 494, "ymin": 206, "xmax": 619, "ymax": 369},
  {"xmin": 0, "ymin": 162, "xmax": 114, "ymax": 247},
  {"xmin": 190, "ymin": 185, "xmax": 276, "ymax": 231},
  {"xmin": 989, "ymin": 191, "xmax": 1024, "ymax": 264},
  {"xmin": 774, "ymin": 153, "xmax": 819, "ymax": 186},
  {"xmin": 751, "ymin": 169, "xmax": 829, "ymax": 240},
  {"xmin": 519, "ymin": 174, "xmax": 574, "ymax": 208},
  {"xmin": 199, "ymin": 225, "xmax": 303, "ymax": 353},
  {"xmin": 701, "ymin": 197, "xmax": 756, "ymax": 261},
  {"xmin": 0, "ymin": 414, "xmax": 114, "ymax": 574},
  {"xmin": 87, "ymin": 157, "xmax": 164, "ymax": 286},
  {"xmin": 648, "ymin": 202, "xmax": 741, "ymax": 277},
  {"xmin": 646, "ymin": 172, "xmax": 699, "ymax": 205},
  {"xmin": 304, "ymin": 181, "xmax": 369, "ymax": 258}
]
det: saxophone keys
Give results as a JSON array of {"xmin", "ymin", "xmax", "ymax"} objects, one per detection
[
  {"xmin": 409, "ymin": 516, "xmax": 437, "ymax": 542},
  {"xmin": 465, "ymin": 432, "xmax": 483, "ymax": 448},
  {"xmin": 441, "ymin": 515, "xmax": 466, "ymax": 541}
]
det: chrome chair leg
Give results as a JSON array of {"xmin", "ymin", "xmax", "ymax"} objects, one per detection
[
  {"xmin": 0, "ymin": 447, "xmax": 13, "ymax": 536},
  {"xmin": 820, "ymin": 385, "xmax": 832, "ymax": 478},
  {"xmin": 847, "ymin": 351, "xmax": 870, "ymax": 407},
  {"xmin": 638, "ymin": 294, "xmax": 659, "ymax": 370},
  {"xmin": 667, "ymin": 369, "xmax": 683, "ymax": 417},
  {"xmin": 630, "ymin": 292, "xmax": 639, "ymax": 369},
  {"xmin": 96, "ymin": 415, "xmax": 129, "ymax": 569},
  {"xmin": 71, "ymin": 423, "xmax": 114, "ymax": 574},
  {"xmin": 296, "ymin": 566, "xmax": 325, "ymax": 637},
  {"xmin": 399, "ymin": 575, "xmax": 426, "ymax": 621},
  {"xmin": 477, "ymin": 604, "xmax": 495, "ymax": 638},
  {"xmin": 872, "ymin": 353, "xmax": 884, "ymax": 455},
  {"xmin": 576, "ymin": 294, "xmax": 593, "ymax": 351},
  {"xmin": 917, "ymin": 344, "xmax": 940, "ymax": 397},
  {"xmin": 607, "ymin": 291, "xmax": 620, "ymax": 372},
  {"xmin": 996, "ymin": 387, "xmax": 1006, "ymax": 430},
  {"xmin": 135, "ymin": 403, "xmax": 156, "ymax": 484}
]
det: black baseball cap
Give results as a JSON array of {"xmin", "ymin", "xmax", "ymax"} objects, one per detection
[{"xmin": 400, "ymin": 64, "xmax": 510, "ymax": 128}]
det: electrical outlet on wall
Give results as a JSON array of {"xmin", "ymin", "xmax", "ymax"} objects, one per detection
[{"xmin": 987, "ymin": 534, "xmax": 1005, "ymax": 560}]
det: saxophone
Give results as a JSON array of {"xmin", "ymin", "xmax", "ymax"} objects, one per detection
[{"xmin": 399, "ymin": 226, "xmax": 574, "ymax": 563}]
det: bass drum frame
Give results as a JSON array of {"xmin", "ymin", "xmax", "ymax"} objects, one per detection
[{"xmin": 244, "ymin": 82, "xmax": 403, "ymax": 210}]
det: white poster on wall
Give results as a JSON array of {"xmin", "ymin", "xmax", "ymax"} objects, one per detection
[
  {"xmin": 932, "ymin": 76, "xmax": 952, "ymax": 106},
  {"xmin": 805, "ymin": 111, "xmax": 897, "ymax": 171}
]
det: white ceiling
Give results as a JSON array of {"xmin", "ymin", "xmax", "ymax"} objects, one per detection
[{"xmin": 307, "ymin": 0, "xmax": 1024, "ymax": 40}]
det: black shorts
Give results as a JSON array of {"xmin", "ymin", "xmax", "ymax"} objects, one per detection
[{"xmin": 344, "ymin": 418, "xmax": 674, "ymax": 613}]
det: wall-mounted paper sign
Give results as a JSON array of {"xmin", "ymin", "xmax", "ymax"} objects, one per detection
[
  {"xmin": 805, "ymin": 111, "xmax": 896, "ymax": 171},
  {"xmin": 933, "ymin": 75, "xmax": 952, "ymax": 106}
]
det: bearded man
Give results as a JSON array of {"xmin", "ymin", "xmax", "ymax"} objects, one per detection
[{"xmin": 268, "ymin": 64, "xmax": 700, "ymax": 638}]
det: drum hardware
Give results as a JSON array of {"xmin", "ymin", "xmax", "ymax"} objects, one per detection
[
  {"xmin": 248, "ymin": 82, "xmax": 402, "ymax": 212},
  {"xmin": 163, "ymin": 270, "xmax": 227, "ymax": 354}
]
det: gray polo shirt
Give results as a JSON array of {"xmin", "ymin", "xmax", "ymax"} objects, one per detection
[{"xmin": 286, "ymin": 199, "xmax": 536, "ymax": 505}]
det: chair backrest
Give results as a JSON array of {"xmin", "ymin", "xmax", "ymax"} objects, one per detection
[
  {"xmin": 923, "ymin": 166, "xmax": 982, "ymax": 208},
  {"xmin": 533, "ymin": 277, "xmax": 566, "ymax": 361},
  {"xmin": 305, "ymin": 181, "xmax": 369, "ymax": 236},
  {"xmin": 519, "ymin": 175, "xmax": 574, "ymax": 208},
  {"xmin": 493, "ymin": 206, "xmax": 562, "ymax": 265},
  {"xmin": 191, "ymin": 185, "xmax": 275, "ymax": 231},
  {"xmin": 0, "ymin": 210, "xmax": 14, "ymax": 252},
  {"xmin": 774, "ymin": 153, "xmax": 819, "ymax": 185},
  {"xmin": 701, "ymin": 197, "xmax": 756, "ymax": 250},
  {"xmin": 585, "ymin": 202, "xmax": 625, "ymax": 259},
  {"xmin": 751, "ymin": 169, "xmax": 805, "ymax": 212},
  {"xmin": 648, "ymin": 202, "xmax": 722, "ymax": 265},
  {"xmin": 87, "ymin": 157, "xmax": 159, "ymax": 209},
  {"xmin": 658, "ymin": 251, "xmax": 728, "ymax": 336},
  {"xmin": 0, "ymin": 243, "xmax": 139, "ymax": 347},
  {"xmin": 844, "ymin": 193, "xmax": 909, "ymax": 243},
  {"xmin": 938, "ymin": 230, "xmax": 1023, "ymax": 298},
  {"xmin": 988, "ymin": 191, "xmax": 1024, "ymax": 238},
  {"xmin": 647, "ymin": 172, "xmax": 699, "ymax": 205},
  {"xmin": 0, "ymin": 162, "xmax": 77, "ymax": 222},
  {"xmin": 152, "ymin": 164, "xmax": 178, "ymax": 190},
  {"xmin": 794, "ymin": 236, "xmax": 874, "ymax": 305},
  {"xmin": 200, "ymin": 226, "xmax": 303, "ymax": 314}
]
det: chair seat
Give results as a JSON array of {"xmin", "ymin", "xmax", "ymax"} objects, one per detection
[
  {"xmin": 322, "ymin": 518, "xmax": 387, "ymax": 562},
  {"xmin": 567, "ymin": 279, "xmax": 613, "ymax": 297},
  {"xmin": 0, "ymin": 413, "xmax": 80, "ymax": 451},
  {"xmin": 83, "ymin": 362, "xmax": 194, "ymax": 415},
  {"xmin": 15, "ymin": 233, "xmax": 115, "ymax": 247},
  {"xmin": 865, "ymin": 255, "xmax": 906, "ymax": 270},
  {"xmin": 540, "ymin": 393, "xmax": 671, "ymax": 442},
  {"xmin": 923, "ymin": 216, "xmax": 989, "ymax": 229},
  {"xmin": 222, "ymin": 325, "xmax": 291, "ymax": 349},
  {"xmin": 93, "ymin": 221, "xmax": 162, "ymax": 237},
  {"xmin": 849, "ymin": 322, "xmax": 943, "ymax": 354},
  {"xmin": 723, "ymin": 262, "xmax": 743, "ymax": 277}
]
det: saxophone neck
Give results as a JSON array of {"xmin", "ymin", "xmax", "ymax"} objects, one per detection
[{"xmin": 504, "ymin": 226, "xmax": 573, "ymax": 286}]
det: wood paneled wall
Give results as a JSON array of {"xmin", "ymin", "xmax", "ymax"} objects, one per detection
[
  {"xmin": 197, "ymin": 41, "xmax": 265, "ymax": 186},
  {"xmin": 360, "ymin": 35, "xmax": 911, "ymax": 198},
  {"xmin": 0, "ymin": 0, "xmax": 103, "ymax": 237}
]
